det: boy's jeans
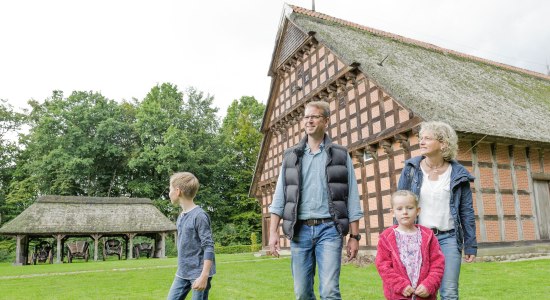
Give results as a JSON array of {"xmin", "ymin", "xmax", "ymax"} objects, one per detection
[
  {"xmin": 437, "ymin": 231, "xmax": 461, "ymax": 300},
  {"xmin": 290, "ymin": 221, "xmax": 343, "ymax": 300},
  {"xmin": 167, "ymin": 276, "xmax": 212, "ymax": 300}
]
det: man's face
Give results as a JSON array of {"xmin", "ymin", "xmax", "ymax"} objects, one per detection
[{"xmin": 302, "ymin": 106, "xmax": 328, "ymax": 138}]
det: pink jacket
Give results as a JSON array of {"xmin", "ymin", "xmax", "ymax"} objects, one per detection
[{"xmin": 375, "ymin": 225, "xmax": 445, "ymax": 300}]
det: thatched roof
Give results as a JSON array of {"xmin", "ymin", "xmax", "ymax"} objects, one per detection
[
  {"xmin": 283, "ymin": 6, "xmax": 550, "ymax": 143},
  {"xmin": 0, "ymin": 195, "xmax": 176, "ymax": 236}
]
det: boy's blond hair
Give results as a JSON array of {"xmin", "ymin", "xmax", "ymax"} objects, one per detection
[
  {"xmin": 391, "ymin": 190, "xmax": 418, "ymax": 207},
  {"xmin": 170, "ymin": 172, "xmax": 199, "ymax": 199}
]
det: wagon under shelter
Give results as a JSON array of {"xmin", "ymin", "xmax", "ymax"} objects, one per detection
[{"xmin": 0, "ymin": 195, "xmax": 176, "ymax": 265}]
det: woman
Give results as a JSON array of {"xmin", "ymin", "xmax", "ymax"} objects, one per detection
[{"xmin": 397, "ymin": 121, "xmax": 477, "ymax": 300}]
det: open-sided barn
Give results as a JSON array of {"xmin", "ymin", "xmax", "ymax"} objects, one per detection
[{"xmin": 0, "ymin": 195, "xmax": 176, "ymax": 265}]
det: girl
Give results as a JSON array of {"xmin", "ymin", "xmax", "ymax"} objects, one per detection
[{"xmin": 376, "ymin": 190, "xmax": 445, "ymax": 299}]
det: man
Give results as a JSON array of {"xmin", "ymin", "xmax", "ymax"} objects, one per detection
[{"xmin": 269, "ymin": 101, "xmax": 364, "ymax": 300}]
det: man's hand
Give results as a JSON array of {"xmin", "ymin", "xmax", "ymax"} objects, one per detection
[
  {"xmin": 269, "ymin": 232, "xmax": 280, "ymax": 258},
  {"xmin": 346, "ymin": 237, "xmax": 358, "ymax": 259}
]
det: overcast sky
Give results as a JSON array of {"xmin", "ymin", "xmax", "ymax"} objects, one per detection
[{"xmin": 1, "ymin": 0, "xmax": 548, "ymax": 117}]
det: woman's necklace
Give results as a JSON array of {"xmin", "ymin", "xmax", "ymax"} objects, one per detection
[{"xmin": 423, "ymin": 159, "xmax": 446, "ymax": 180}]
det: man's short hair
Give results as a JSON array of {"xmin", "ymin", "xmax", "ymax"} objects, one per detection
[
  {"xmin": 306, "ymin": 101, "xmax": 330, "ymax": 118},
  {"xmin": 170, "ymin": 172, "xmax": 199, "ymax": 199}
]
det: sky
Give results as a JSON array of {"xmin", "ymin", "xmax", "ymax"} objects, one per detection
[{"xmin": 1, "ymin": 0, "xmax": 549, "ymax": 117}]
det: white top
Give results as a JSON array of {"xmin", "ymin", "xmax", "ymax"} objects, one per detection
[{"xmin": 418, "ymin": 164, "xmax": 454, "ymax": 231}]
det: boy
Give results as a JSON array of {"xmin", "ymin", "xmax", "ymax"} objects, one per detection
[{"xmin": 167, "ymin": 172, "xmax": 215, "ymax": 300}]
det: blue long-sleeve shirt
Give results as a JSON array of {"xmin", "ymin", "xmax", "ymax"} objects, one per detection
[
  {"xmin": 175, "ymin": 206, "xmax": 216, "ymax": 279},
  {"xmin": 269, "ymin": 142, "xmax": 364, "ymax": 222}
]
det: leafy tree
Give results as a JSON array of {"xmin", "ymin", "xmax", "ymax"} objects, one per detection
[
  {"xmin": 1, "ymin": 86, "xmax": 267, "ymax": 249},
  {"xmin": 7, "ymin": 91, "xmax": 135, "ymax": 208},
  {"xmin": 129, "ymin": 84, "xmax": 221, "ymax": 221},
  {"xmin": 0, "ymin": 100, "xmax": 25, "ymax": 224},
  {"xmin": 214, "ymin": 96, "xmax": 265, "ymax": 245}
]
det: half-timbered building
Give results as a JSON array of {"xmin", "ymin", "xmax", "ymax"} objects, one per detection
[{"xmin": 250, "ymin": 5, "xmax": 550, "ymax": 257}]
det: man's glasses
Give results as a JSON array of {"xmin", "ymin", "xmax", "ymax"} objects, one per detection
[{"xmin": 303, "ymin": 114, "xmax": 325, "ymax": 120}]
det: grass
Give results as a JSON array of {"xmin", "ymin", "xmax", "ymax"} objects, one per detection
[{"xmin": 0, "ymin": 254, "xmax": 549, "ymax": 299}]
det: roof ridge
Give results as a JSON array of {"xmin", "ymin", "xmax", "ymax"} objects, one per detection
[
  {"xmin": 38, "ymin": 195, "xmax": 153, "ymax": 204},
  {"xmin": 288, "ymin": 5, "xmax": 550, "ymax": 81}
]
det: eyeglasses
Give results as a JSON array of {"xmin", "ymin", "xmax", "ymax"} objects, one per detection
[{"xmin": 303, "ymin": 114, "xmax": 325, "ymax": 120}]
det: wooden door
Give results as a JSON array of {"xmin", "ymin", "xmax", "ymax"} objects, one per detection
[{"xmin": 533, "ymin": 180, "xmax": 550, "ymax": 239}]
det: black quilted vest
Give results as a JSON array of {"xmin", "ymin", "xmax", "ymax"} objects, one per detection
[{"xmin": 281, "ymin": 134, "xmax": 350, "ymax": 239}]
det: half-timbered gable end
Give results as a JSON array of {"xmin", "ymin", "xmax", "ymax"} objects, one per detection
[{"xmin": 251, "ymin": 5, "xmax": 550, "ymax": 257}]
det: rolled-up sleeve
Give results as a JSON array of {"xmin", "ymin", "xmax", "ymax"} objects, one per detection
[
  {"xmin": 346, "ymin": 154, "xmax": 364, "ymax": 222},
  {"xmin": 197, "ymin": 213, "xmax": 215, "ymax": 261},
  {"xmin": 268, "ymin": 164, "xmax": 286, "ymax": 217}
]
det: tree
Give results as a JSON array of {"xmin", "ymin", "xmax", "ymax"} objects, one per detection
[
  {"xmin": 215, "ymin": 96, "xmax": 265, "ymax": 245},
  {"xmin": 0, "ymin": 100, "xmax": 25, "ymax": 224},
  {"xmin": 7, "ymin": 91, "xmax": 135, "ymax": 208},
  {"xmin": 129, "ymin": 84, "xmax": 221, "ymax": 221}
]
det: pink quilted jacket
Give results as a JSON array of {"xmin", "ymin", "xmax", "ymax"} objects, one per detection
[{"xmin": 375, "ymin": 225, "xmax": 445, "ymax": 300}]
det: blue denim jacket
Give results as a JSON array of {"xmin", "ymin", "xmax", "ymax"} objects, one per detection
[{"xmin": 397, "ymin": 156, "xmax": 478, "ymax": 255}]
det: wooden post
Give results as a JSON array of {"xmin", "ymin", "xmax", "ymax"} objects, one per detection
[
  {"xmin": 509, "ymin": 145, "xmax": 524, "ymax": 240},
  {"xmin": 155, "ymin": 232, "xmax": 167, "ymax": 259},
  {"xmin": 53, "ymin": 234, "xmax": 65, "ymax": 263},
  {"xmin": 14, "ymin": 235, "xmax": 25, "ymax": 266},
  {"xmin": 161, "ymin": 232, "xmax": 166, "ymax": 258},
  {"xmin": 91, "ymin": 234, "xmax": 102, "ymax": 261},
  {"xmin": 525, "ymin": 147, "xmax": 541, "ymax": 240},
  {"xmin": 490, "ymin": 143, "xmax": 505, "ymax": 241},
  {"xmin": 471, "ymin": 142, "xmax": 487, "ymax": 242},
  {"xmin": 354, "ymin": 148, "xmax": 371, "ymax": 245},
  {"xmin": 126, "ymin": 233, "xmax": 136, "ymax": 259}
]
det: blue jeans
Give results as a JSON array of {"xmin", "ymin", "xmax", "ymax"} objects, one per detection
[
  {"xmin": 437, "ymin": 231, "xmax": 462, "ymax": 300},
  {"xmin": 290, "ymin": 222, "xmax": 343, "ymax": 300},
  {"xmin": 167, "ymin": 276, "xmax": 212, "ymax": 300}
]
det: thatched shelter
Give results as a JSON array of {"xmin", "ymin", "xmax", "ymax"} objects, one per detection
[{"xmin": 0, "ymin": 195, "xmax": 176, "ymax": 265}]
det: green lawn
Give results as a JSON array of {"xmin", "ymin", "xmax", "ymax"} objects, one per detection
[{"xmin": 0, "ymin": 254, "xmax": 548, "ymax": 299}]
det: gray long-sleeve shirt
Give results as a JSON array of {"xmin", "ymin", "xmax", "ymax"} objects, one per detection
[{"xmin": 175, "ymin": 206, "xmax": 216, "ymax": 279}]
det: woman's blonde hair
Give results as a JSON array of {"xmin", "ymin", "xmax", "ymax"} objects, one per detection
[{"xmin": 419, "ymin": 121, "xmax": 458, "ymax": 161}]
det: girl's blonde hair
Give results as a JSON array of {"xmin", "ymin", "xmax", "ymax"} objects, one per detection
[{"xmin": 391, "ymin": 190, "xmax": 419, "ymax": 207}]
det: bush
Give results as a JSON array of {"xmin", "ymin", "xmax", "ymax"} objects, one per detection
[
  {"xmin": 0, "ymin": 239, "xmax": 15, "ymax": 262},
  {"xmin": 250, "ymin": 232, "xmax": 261, "ymax": 252},
  {"xmin": 165, "ymin": 234, "xmax": 177, "ymax": 257},
  {"xmin": 215, "ymin": 244, "xmax": 255, "ymax": 254}
]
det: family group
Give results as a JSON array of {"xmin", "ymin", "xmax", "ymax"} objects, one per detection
[{"xmin": 167, "ymin": 101, "xmax": 476, "ymax": 300}]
